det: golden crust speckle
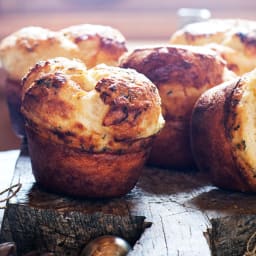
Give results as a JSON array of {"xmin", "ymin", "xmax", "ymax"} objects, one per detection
[{"xmin": 21, "ymin": 57, "xmax": 164, "ymax": 153}]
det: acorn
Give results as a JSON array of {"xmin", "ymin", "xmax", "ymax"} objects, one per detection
[{"xmin": 80, "ymin": 235, "xmax": 131, "ymax": 256}]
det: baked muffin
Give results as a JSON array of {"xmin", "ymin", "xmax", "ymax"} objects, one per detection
[
  {"xmin": 170, "ymin": 19, "xmax": 256, "ymax": 76},
  {"xmin": 0, "ymin": 24, "xmax": 127, "ymax": 137},
  {"xmin": 21, "ymin": 57, "xmax": 164, "ymax": 198},
  {"xmin": 60, "ymin": 24, "xmax": 127, "ymax": 68},
  {"xmin": 120, "ymin": 45, "xmax": 235, "ymax": 169},
  {"xmin": 191, "ymin": 69, "xmax": 256, "ymax": 192}
]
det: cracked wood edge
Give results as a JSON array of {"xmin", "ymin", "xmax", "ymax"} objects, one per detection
[{"xmin": 3, "ymin": 141, "xmax": 256, "ymax": 255}]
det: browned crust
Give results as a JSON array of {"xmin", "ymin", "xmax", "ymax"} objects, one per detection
[
  {"xmin": 147, "ymin": 119, "xmax": 194, "ymax": 169},
  {"xmin": 0, "ymin": 25, "xmax": 128, "ymax": 81},
  {"xmin": 21, "ymin": 59, "xmax": 162, "ymax": 153},
  {"xmin": 235, "ymin": 31, "xmax": 256, "ymax": 55},
  {"xmin": 95, "ymin": 76, "xmax": 158, "ymax": 141},
  {"xmin": 62, "ymin": 25, "xmax": 127, "ymax": 51},
  {"xmin": 182, "ymin": 31, "xmax": 217, "ymax": 43},
  {"xmin": 170, "ymin": 19, "xmax": 256, "ymax": 75},
  {"xmin": 21, "ymin": 61, "xmax": 157, "ymax": 153},
  {"xmin": 191, "ymin": 78, "xmax": 256, "ymax": 192},
  {"xmin": 26, "ymin": 126, "xmax": 150, "ymax": 198},
  {"xmin": 120, "ymin": 46, "xmax": 225, "ymax": 88},
  {"xmin": 14, "ymin": 34, "xmax": 59, "ymax": 54},
  {"xmin": 120, "ymin": 46, "xmax": 227, "ymax": 169},
  {"xmin": 73, "ymin": 33, "xmax": 127, "ymax": 56},
  {"xmin": 182, "ymin": 29, "xmax": 256, "ymax": 56},
  {"xmin": 60, "ymin": 25, "xmax": 127, "ymax": 67},
  {"xmin": 100, "ymin": 36, "xmax": 127, "ymax": 52}
]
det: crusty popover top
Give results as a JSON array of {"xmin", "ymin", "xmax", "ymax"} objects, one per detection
[
  {"xmin": 120, "ymin": 45, "xmax": 235, "ymax": 120},
  {"xmin": 21, "ymin": 57, "xmax": 164, "ymax": 153},
  {"xmin": 0, "ymin": 24, "xmax": 127, "ymax": 81},
  {"xmin": 170, "ymin": 19, "xmax": 256, "ymax": 75},
  {"xmin": 60, "ymin": 24, "xmax": 126, "ymax": 68}
]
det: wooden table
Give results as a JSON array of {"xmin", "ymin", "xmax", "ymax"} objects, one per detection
[{"xmin": 1, "ymin": 145, "xmax": 256, "ymax": 255}]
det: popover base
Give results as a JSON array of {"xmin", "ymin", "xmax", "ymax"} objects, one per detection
[{"xmin": 26, "ymin": 126, "xmax": 152, "ymax": 198}]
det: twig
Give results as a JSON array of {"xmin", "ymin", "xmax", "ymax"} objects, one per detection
[
  {"xmin": 244, "ymin": 231, "xmax": 256, "ymax": 256},
  {"xmin": 0, "ymin": 183, "xmax": 22, "ymax": 209}
]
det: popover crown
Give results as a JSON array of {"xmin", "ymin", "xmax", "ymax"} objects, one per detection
[
  {"xmin": 0, "ymin": 24, "xmax": 127, "ymax": 80},
  {"xmin": 21, "ymin": 57, "xmax": 164, "ymax": 153},
  {"xmin": 170, "ymin": 19, "xmax": 256, "ymax": 75}
]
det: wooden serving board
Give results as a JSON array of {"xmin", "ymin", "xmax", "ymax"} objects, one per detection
[{"xmin": 2, "ymin": 142, "xmax": 256, "ymax": 256}]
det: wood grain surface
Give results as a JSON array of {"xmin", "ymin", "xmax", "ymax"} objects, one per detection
[{"xmin": 2, "ymin": 142, "xmax": 256, "ymax": 255}]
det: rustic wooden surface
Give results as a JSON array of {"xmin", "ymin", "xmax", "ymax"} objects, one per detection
[{"xmin": 2, "ymin": 143, "xmax": 256, "ymax": 255}]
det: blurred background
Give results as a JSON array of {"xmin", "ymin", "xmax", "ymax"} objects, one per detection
[{"xmin": 0, "ymin": 0, "xmax": 256, "ymax": 150}]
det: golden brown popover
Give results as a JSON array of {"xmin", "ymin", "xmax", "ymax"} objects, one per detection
[
  {"xmin": 0, "ymin": 24, "xmax": 127, "ymax": 137},
  {"xmin": 191, "ymin": 69, "xmax": 256, "ymax": 192},
  {"xmin": 60, "ymin": 24, "xmax": 127, "ymax": 68},
  {"xmin": 120, "ymin": 45, "xmax": 235, "ymax": 169},
  {"xmin": 21, "ymin": 57, "xmax": 164, "ymax": 198},
  {"xmin": 170, "ymin": 19, "xmax": 256, "ymax": 76}
]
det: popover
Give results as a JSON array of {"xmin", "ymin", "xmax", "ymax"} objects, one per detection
[
  {"xmin": 21, "ymin": 57, "xmax": 164, "ymax": 197},
  {"xmin": 170, "ymin": 19, "xmax": 256, "ymax": 76},
  {"xmin": 120, "ymin": 45, "xmax": 236, "ymax": 169},
  {"xmin": 0, "ymin": 24, "xmax": 127, "ymax": 136},
  {"xmin": 191, "ymin": 69, "xmax": 256, "ymax": 192}
]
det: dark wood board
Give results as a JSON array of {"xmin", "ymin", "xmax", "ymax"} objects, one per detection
[{"xmin": 2, "ymin": 143, "xmax": 256, "ymax": 256}]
